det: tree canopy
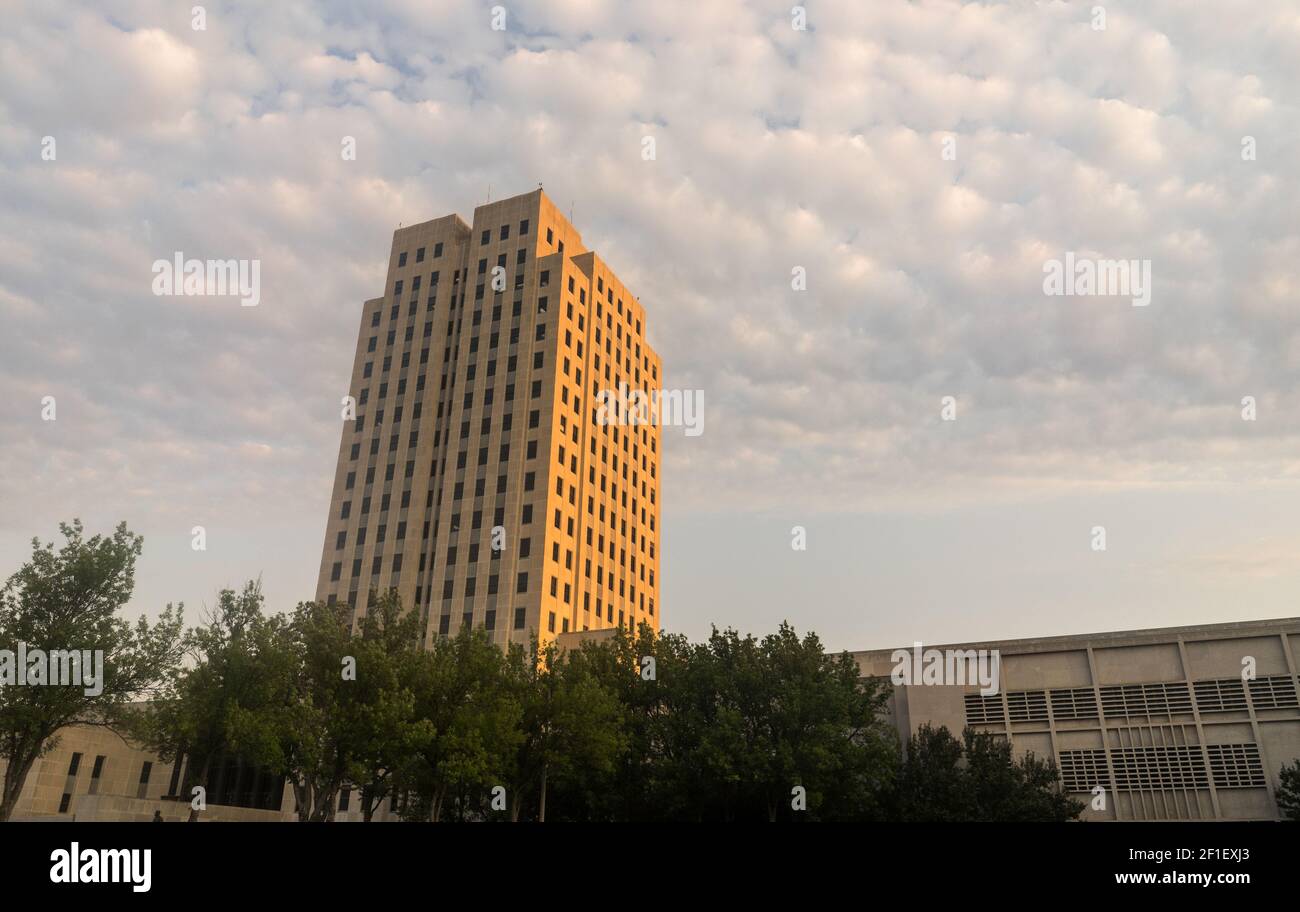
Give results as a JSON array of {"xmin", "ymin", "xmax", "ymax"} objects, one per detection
[
  {"xmin": 1, "ymin": 521, "xmax": 1090, "ymax": 823},
  {"xmin": 0, "ymin": 521, "xmax": 183, "ymax": 822}
]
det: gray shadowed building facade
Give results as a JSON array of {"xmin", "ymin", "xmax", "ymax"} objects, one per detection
[{"xmin": 854, "ymin": 616, "xmax": 1300, "ymax": 821}]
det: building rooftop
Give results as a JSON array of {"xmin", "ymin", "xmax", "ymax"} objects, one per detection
[{"xmin": 852, "ymin": 615, "xmax": 1300, "ymax": 659}]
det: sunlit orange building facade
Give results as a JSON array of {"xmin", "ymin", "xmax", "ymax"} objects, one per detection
[{"xmin": 316, "ymin": 189, "xmax": 662, "ymax": 650}]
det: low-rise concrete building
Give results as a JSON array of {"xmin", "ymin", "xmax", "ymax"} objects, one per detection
[
  {"xmin": 855, "ymin": 616, "xmax": 1300, "ymax": 820},
  {"xmin": 0, "ymin": 723, "xmax": 295, "ymax": 821}
]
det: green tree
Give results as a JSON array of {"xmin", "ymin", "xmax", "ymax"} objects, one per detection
[
  {"xmin": 396, "ymin": 624, "xmax": 519, "ymax": 821},
  {"xmin": 644, "ymin": 630, "xmax": 739, "ymax": 819},
  {"xmin": 347, "ymin": 592, "xmax": 434, "ymax": 822},
  {"xmin": 756, "ymin": 624, "xmax": 896, "ymax": 821},
  {"xmin": 890, "ymin": 724, "xmax": 1083, "ymax": 821},
  {"xmin": 226, "ymin": 595, "xmax": 439, "ymax": 822},
  {"xmin": 505, "ymin": 640, "xmax": 626, "ymax": 822},
  {"xmin": 548, "ymin": 624, "xmax": 673, "ymax": 820},
  {"xmin": 678, "ymin": 624, "xmax": 897, "ymax": 821},
  {"xmin": 225, "ymin": 600, "xmax": 356, "ymax": 821},
  {"xmin": 133, "ymin": 580, "xmax": 282, "ymax": 820},
  {"xmin": 0, "ymin": 521, "xmax": 184, "ymax": 822},
  {"xmin": 551, "ymin": 622, "xmax": 897, "ymax": 822},
  {"xmin": 889, "ymin": 723, "xmax": 968, "ymax": 820},
  {"xmin": 1277, "ymin": 758, "xmax": 1300, "ymax": 821}
]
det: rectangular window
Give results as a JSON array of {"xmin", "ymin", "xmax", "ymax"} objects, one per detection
[{"xmin": 88, "ymin": 755, "xmax": 105, "ymax": 795}]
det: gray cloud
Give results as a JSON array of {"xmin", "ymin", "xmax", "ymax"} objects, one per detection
[{"xmin": 2, "ymin": 0, "xmax": 1298, "ymax": 634}]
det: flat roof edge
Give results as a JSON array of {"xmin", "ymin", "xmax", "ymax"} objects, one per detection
[{"xmin": 851, "ymin": 615, "xmax": 1300, "ymax": 659}]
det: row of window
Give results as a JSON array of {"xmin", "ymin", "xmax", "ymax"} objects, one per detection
[
  {"xmin": 544, "ymin": 264, "xmax": 652, "ymax": 347},
  {"xmin": 965, "ymin": 674, "xmax": 1300, "ymax": 725},
  {"xmin": 396, "ymin": 240, "xmax": 445, "ymax": 268},
  {"xmin": 1059, "ymin": 742, "xmax": 1266, "ymax": 793},
  {"xmin": 393, "ymin": 226, "xmax": 658, "ymax": 377},
  {"xmin": 334, "ymin": 477, "xmax": 653, "ymax": 618},
  {"xmin": 437, "ymin": 605, "xmax": 526, "ymax": 635},
  {"xmin": 480, "ymin": 219, "xmax": 530, "ymax": 245},
  {"xmin": 56, "ymin": 752, "xmax": 154, "ymax": 813},
  {"xmin": 428, "ymin": 600, "xmax": 642, "ymax": 641}
]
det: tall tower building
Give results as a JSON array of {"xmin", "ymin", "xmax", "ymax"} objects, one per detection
[{"xmin": 316, "ymin": 189, "xmax": 663, "ymax": 649}]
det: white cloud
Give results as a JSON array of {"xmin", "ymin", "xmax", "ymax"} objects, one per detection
[{"xmin": 1, "ymin": 0, "xmax": 1299, "ymax": 625}]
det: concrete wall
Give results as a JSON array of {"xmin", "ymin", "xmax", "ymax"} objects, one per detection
[
  {"xmin": 854, "ymin": 616, "xmax": 1300, "ymax": 820},
  {"xmin": 69, "ymin": 794, "xmax": 288, "ymax": 823}
]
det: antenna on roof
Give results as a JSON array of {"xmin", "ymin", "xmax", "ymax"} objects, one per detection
[
  {"xmin": 486, "ymin": 184, "xmax": 491, "ymax": 203},
  {"xmin": 569, "ymin": 201, "xmax": 574, "ymax": 222}
]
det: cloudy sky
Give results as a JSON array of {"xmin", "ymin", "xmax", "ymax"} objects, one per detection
[{"xmin": 2, "ymin": 0, "xmax": 1299, "ymax": 652}]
